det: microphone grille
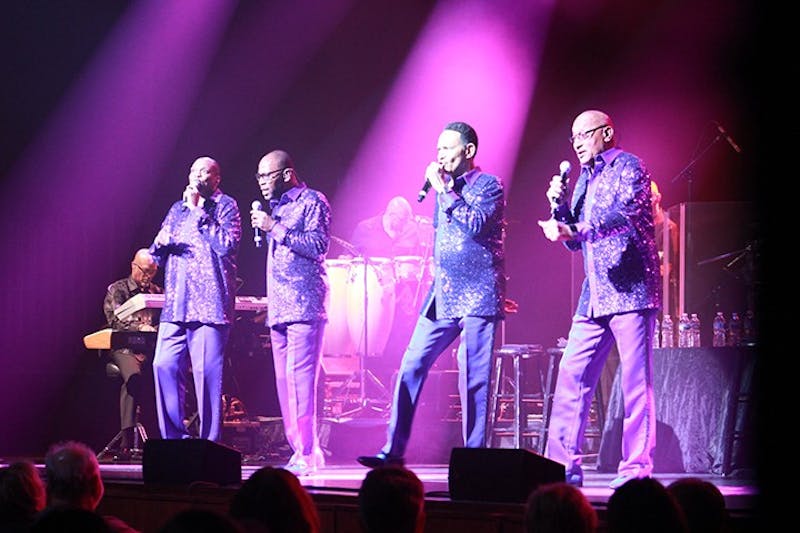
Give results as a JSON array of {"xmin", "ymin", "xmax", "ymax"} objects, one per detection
[
  {"xmin": 251, "ymin": 200, "xmax": 263, "ymax": 210},
  {"xmin": 559, "ymin": 160, "xmax": 572, "ymax": 174}
]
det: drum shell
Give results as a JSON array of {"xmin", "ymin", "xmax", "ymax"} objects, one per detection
[
  {"xmin": 322, "ymin": 259, "xmax": 355, "ymax": 356},
  {"xmin": 346, "ymin": 257, "xmax": 396, "ymax": 357}
]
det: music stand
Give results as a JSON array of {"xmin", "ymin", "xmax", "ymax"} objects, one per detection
[{"xmin": 329, "ymin": 236, "xmax": 391, "ymax": 419}]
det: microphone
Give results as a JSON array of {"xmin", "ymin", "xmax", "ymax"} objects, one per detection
[
  {"xmin": 550, "ymin": 160, "xmax": 572, "ymax": 214},
  {"xmin": 251, "ymin": 200, "xmax": 264, "ymax": 248},
  {"xmin": 715, "ymin": 121, "xmax": 742, "ymax": 154},
  {"xmin": 417, "ymin": 164, "xmax": 444, "ymax": 202},
  {"xmin": 417, "ymin": 181, "xmax": 432, "ymax": 202}
]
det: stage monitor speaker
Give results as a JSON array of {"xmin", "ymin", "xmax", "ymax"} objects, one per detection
[
  {"xmin": 448, "ymin": 447, "xmax": 565, "ymax": 503},
  {"xmin": 143, "ymin": 439, "xmax": 242, "ymax": 486}
]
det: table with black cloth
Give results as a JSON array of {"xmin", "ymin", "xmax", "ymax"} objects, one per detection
[{"xmin": 597, "ymin": 346, "xmax": 756, "ymax": 476}]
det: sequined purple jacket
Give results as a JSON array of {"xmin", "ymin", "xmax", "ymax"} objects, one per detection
[
  {"xmin": 150, "ymin": 189, "xmax": 241, "ymax": 325},
  {"xmin": 553, "ymin": 149, "xmax": 661, "ymax": 317},
  {"xmin": 266, "ymin": 184, "xmax": 331, "ymax": 327},
  {"xmin": 423, "ymin": 167, "xmax": 505, "ymax": 319}
]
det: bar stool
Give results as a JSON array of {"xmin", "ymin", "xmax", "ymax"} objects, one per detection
[
  {"xmin": 486, "ymin": 344, "xmax": 560, "ymax": 453},
  {"xmin": 96, "ymin": 360, "xmax": 148, "ymax": 460}
]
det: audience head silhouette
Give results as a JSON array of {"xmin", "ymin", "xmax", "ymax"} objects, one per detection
[
  {"xmin": 667, "ymin": 477, "xmax": 730, "ymax": 533},
  {"xmin": 606, "ymin": 477, "xmax": 687, "ymax": 533},
  {"xmin": 1, "ymin": 460, "xmax": 46, "ymax": 529},
  {"xmin": 524, "ymin": 481, "xmax": 597, "ymax": 533},
  {"xmin": 229, "ymin": 466, "xmax": 319, "ymax": 533},
  {"xmin": 44, "ymin": 440, "xmax": 104, "ymax": 510},
  {"xmin": 358, "ymin": 466, "xmax": 425, "ymax": 533}
]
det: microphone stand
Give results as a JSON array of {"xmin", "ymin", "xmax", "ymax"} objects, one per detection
[
  {"xmin": 670, "ymin": 126, "xmax": 726, "ymax": 202},
  {"xmin": 669, "ymin": 124, "xmax": 727, "ymax": 316}
]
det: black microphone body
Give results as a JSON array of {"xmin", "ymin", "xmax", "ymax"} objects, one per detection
[
  {"xmin": 417, "ymin": 164, "xmax": 445, "ymax": 202},
  {"xmin": 715, "ymin": 122, "xmax": 742, "ymax": 154},
  {"xmin": 417, "ymin": 181, "xmax": 432, "ymax": 202},
  {"xmin": 251, "ymin": 200, "xmax": 264, "ymax": 248}
]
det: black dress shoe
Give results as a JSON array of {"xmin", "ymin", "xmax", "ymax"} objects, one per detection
[
  {"xmin": 357, "ymin": 453, "xmax": 405, "ymax": 468},
  {"xmin": 565, "ymin": 467, "xmax": 584, "ymax": 487}
]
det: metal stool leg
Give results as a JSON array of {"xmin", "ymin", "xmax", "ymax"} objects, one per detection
[
  {"xmin": 513, "ymin": 353, "xmax": 521, "ymax": 448},
  {"xmin": 487, "ymin": 354, "xmax": 503, "ymax": 447},
  {"xmin": 539, "ymin": 348, "xmax": 562, "ymax": 454}
]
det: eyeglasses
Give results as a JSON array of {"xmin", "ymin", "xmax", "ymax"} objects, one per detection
[
  {"xmin": 255, "ymin": 168, "xmax": 289, "ymax": 182},
  {"xmin": 569, "ymin": 124, "xmax": 608, "ymax": 144},
  {"xmin": 133, "ymin": 262, "xmax": 156, "ymax": 279}
]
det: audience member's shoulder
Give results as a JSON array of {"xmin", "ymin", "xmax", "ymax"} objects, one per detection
[
  {"xmin": 103, "ymin": 513, "xmax": 142, "ymax": 533},
  {"xmin": 158, "ymin": 508, "xmax": 242, "ymax": 533},
  {"xmin": 31, "ymin": 507, "xmax": 113, "ymax": 533}
]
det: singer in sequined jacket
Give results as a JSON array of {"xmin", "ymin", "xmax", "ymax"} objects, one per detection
[
  {"xmin": 553, "ymin": 149, "xmax": 661, "ymax": 317},
  {"xmin": 358, "ymin": 121, "xmax": 505, "ymax": 469},
  {"xmin": 539, "ymin": 109, "xmax": 660, "ymax": 490},
  {"xmin": 150, "ymin": 156, "xmax": 241, "ymax": 442},
  {"xmin": 252, "ymin": 149, "xmax": 331, "ymax": 476}
]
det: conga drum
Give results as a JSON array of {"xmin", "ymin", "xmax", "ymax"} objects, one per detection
[
  {"xmin": 393, "ymin": 255, "xmax": 425, "ymax": 284},
  {"xmin": 346, "ymin": 257, "xmax": 396, "ymax": 357},
  {"xmin": 322, "ymin": 258, "xmax": 355, "ymax": 356}
]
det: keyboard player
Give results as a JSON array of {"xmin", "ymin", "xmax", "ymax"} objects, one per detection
[{"xmin": 102, "ymin": 248, "xmax": 162, "ymax": 458}]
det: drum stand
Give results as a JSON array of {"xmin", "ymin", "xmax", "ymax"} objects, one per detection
[
  {"xmin": 338, "ymin": 255, "xmax": 391, "ymax": 419},
  {"xmin": 411, "ymin": 232, "xmax": 434, "ymax": 312}
]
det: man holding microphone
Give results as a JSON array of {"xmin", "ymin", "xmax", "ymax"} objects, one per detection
[{"xmin": 150, "ymin": 156, "xmax": 241, "ymax": 442}]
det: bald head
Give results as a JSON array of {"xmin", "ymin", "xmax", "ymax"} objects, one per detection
[
  {"xmin": 131, "ymin": 248, "xmax": 157, "ymax": 288},
  {"xmin": 193, "ymin": 156, "xmax": 220, "ymax": 173},
  {"xmin": 383, "ymin": 196, "xmax": 413, "ymax": 237},
  {"xmin": 574, "ymin": 110, "xmax": 613, "ymax": 131},
  {"xmin": 386, "ymin": 196, "xmax": 412, "ymax": 218},
  {"xmin": 256, "ymin": 149, "xmax": 299, "ymax": 201},
  {"xmin": 262, "ymin": 150, "xmax": 294, "ymax": 170}
]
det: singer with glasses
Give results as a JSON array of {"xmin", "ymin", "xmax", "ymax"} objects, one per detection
[
  {"xmin": 357, "ymin": 121, "xmax": 506, "ymax": 468},
  {"xmin": 149, "ymin": 156, "xmax": 241, "ymax": 442},
  {"xmin": 537, "ymin": 110, "xmax": 661, "ymax": 489},
  {"xmin": 251, "ymin": 149, "xmax": 331, "ymax": 476}
]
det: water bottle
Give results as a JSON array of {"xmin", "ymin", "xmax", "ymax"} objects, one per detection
[
  {"xmin": 712, "ymin": 312, "xmax": 727, "ymax": 347},
  {"xmin": 661, "ymin": 314, "xmax": 674, "ymax": 348},
  {"xmin": 743, "ymin": 309, "xmax": 756, "ymax": 345},
  {"xmin": 728, "ymin": 312, "xmax": 742, "ymax": 347},
  {"xmin": 690, "ymin": 313, "xmax": 701, "ymax": 348},
  {"xmin": 653, "ymin": 315, "xmax": 661, "ymax": 349},
  {"xmin": 677, "ymin": 313, "xmax": 691, "ymax": 348}
]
